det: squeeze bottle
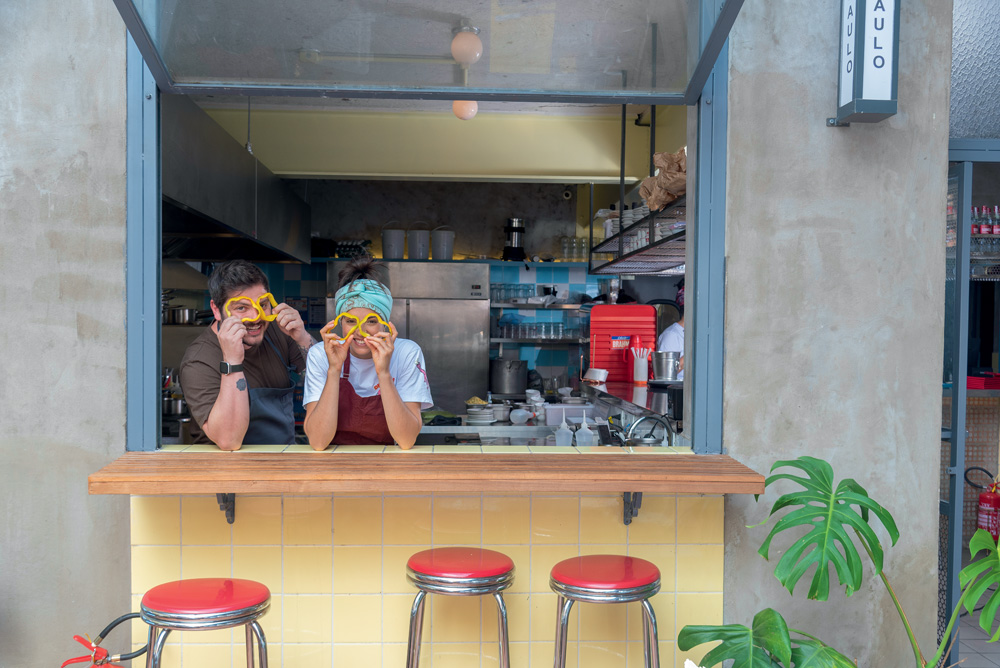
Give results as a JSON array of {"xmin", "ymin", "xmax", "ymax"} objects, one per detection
[
  {"xmin": 555, "ymin": 413, "xmax": 574, "ymax": 446},
  {"xmin": 574, "ymin": 410, "xmax": 595, "ymax": 447}
]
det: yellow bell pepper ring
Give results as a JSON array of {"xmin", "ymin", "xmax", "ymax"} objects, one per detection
[
  {"xmin": 224, "ymin": 292, "xmax": 279, "ymax": 322},
  {"xmin": 323, "ymin": 312, "xmax": 390, "ymax": 339}
]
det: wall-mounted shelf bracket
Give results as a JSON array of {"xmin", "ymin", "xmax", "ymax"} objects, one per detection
[
  {"xmin": 622, "ymin": 491, "xmax": 643, "ymax": 525},
  {"xmin": 216, "ymin": 492, "xmax": 236, "ymax": 524}
]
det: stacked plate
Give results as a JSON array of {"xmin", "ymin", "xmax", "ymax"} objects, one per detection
[{"xmin": 466, "ymin": 407, "xmax": 496, "ymax": 425}]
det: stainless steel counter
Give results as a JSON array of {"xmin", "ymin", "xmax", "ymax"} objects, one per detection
[{"xmin": 581, "ymin": 382, "xmax": 678, "ymax": 419}]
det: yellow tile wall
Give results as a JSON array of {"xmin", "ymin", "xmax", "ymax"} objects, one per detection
[{"xmin": 130, "ymin": 493, "xmax": 724, "ymax": 667}]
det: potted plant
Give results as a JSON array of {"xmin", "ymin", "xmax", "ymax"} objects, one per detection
[{"xmin": 678, "ymin": 456, "xmax": 1000, "ymax": 667}]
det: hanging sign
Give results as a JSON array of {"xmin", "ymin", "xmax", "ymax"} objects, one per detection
[{"xmin": 831, "ymin": 0, "xmax": 900, "ymax": 126}]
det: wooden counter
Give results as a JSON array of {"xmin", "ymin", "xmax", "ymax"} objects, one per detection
[{"xmin": 89, "ymin": 446, "xmax": 764, "ymax": 495}]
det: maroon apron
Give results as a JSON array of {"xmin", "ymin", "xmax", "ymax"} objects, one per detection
[{"xmin": 331, "ymin": 354, "xmax": 394, "ymax": 445}]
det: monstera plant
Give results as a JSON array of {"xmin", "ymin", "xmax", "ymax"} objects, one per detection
[{"xmin": 678, "ymin": 456, "xmax": 1000, "ymax": 668}]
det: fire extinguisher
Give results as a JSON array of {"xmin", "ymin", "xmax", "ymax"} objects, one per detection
[{"xmin": 965, "ymin": 467, "xmax": 1000, "ymax": 542}]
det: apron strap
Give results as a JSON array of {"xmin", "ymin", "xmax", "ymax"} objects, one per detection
[{"xmin": 343, "ymin": 352, "xmax": 351, "ymax": 379}]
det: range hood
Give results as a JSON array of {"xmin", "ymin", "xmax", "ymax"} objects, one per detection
[{"xmin": 161, "ymin": 94, "xmax": 311, "ymax": 263}]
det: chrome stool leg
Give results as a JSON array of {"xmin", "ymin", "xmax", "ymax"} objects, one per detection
[
  {"xmin": 144, "ymin": 626, "xmax": 156, "ymax": 668},
  {"xmin": 640, "ymin": 599, "xmax": 660, "ymax": 668},
  {"xmin": 553, "ymin": 595, "xmax": 575, "ymax": 668},
  {"xmin": 245, "ymin": 624, "xmax": 255, "ymax": 668},
  {"xmin": 493, "ymin": 592, "xmax": 511, "ymax": 668},
  {"xmin": 149, "ymin": 628, "xmax": 171, "ymax": 668},
  {"xmin": 251, "ymin": 620, "xmax": 268, "ymax": 668},
  {"xmin": 406, "ymin": 590, "xmax": 428, "ymax": 668}
]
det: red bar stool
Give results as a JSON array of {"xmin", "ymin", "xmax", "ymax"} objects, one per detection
[
  {"xmin": 549, "ymin": 555, "xmax": 661, "ymax": 668},
  {"xmin": 140, "ymin": 578, "xmax": 270, "ymax": 668},
  {"xmin": 405, "ymin": 547, "xmax": 515, "ymax": 668}
]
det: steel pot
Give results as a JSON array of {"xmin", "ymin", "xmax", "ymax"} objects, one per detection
[
  {"xmin": 162, "ymin": 396, "xmax": 187, "ymax": 415},
  {"xmin": 163, "ymin": 307, "xmax": 197, "ymax": 325},
  {"xmin": 490, "ymin": 359, "xmax": 527, "ymax": 395}
]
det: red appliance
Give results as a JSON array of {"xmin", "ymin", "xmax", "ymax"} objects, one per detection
[{"xmin": 588, "ymin": 305, "xmax": 658, "ymax": 384}]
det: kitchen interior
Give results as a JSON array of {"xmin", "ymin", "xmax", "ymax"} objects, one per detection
[{"xmin": 156, "ymin": 5, "xmax": 692, "ymax": 451}]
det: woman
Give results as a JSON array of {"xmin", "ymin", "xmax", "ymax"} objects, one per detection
[{"xmin": 303, "ymin": 256, "xmax": 432, "ymax": 449}]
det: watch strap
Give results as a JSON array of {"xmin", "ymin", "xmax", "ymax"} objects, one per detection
[{"xmin": 220, "ymin": 361, "xmax": 245, "ymax": 375}]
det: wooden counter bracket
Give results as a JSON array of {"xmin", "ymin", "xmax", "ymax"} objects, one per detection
[{"xmin": 216, "ymin": 493, "xmax": 235, "ymax": 524}]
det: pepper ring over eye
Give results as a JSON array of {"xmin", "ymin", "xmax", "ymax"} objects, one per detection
[
  {"xmin": 323, "ymin": 312, "xmax": 390, "ymax": 339},
  {"xmin": 224, "ymin": 293, "xmax": 278, "ymax": 322}
]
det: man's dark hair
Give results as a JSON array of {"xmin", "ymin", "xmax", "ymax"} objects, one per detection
[{"xmin": 208, "ymin": 260, "xmax": 269, "ymax": 306}]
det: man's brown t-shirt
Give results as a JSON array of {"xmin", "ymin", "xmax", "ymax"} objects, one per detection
[{"xmin": 179, "ymin": 324, "xmax": 306, "ymax": 444}]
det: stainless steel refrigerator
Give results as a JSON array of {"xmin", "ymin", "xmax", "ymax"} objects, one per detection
[{"xmin": 327, "ymin": 261, "xmax": 489, "ymax": 413}]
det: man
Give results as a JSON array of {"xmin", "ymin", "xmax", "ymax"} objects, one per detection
[{"xmin": 179, "ymin": 260, "xmax": 316, "ymax": 449}]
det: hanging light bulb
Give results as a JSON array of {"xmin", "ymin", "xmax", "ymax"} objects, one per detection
[
  {"xmin": 451, "ymin": 26, "xmax": 483, "ymax": 66},
  {"xmin": 452, "ymin": 100, "xmax": 478, "ymax": 120}
]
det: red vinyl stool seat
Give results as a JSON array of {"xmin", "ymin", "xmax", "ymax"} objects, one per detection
[
  {"xmin": 405, "ymin": 548, "xmax": 515, "ymax": 668},
  {"xmin": 549, "ymin": 555, "xmax": 662, "ymax": 668},
  {"xmin": 140, "ymin": 578, "xmax": 270, "ymax": 668}
]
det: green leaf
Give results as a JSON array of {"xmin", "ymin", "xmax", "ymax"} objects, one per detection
[
  {"xmin": 758, "ymin": 456, "xmax": 899, "ymax": 600},
  {"xmin": 678, "ymin": 608, "xmax": 792, "ymax": 668},
  {"xmin": 789, "ymin": 637, "xmax": 857, "ymax": 667},
  {"xmin": 960, "ymin": 529, "xmax": 1000, "ymax": 640}
]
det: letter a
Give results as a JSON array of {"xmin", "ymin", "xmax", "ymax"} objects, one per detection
[
  {"xmin": 873, "ymin": 0, "xmax": 885, "ymax": 10},
  {"xmin": 848, "ymin": 5, "xmax": 854, "ymax": 18}
]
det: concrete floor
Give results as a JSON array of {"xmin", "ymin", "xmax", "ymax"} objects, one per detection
[{"xmin": 955, "ymin": 597, "xmax": 1000, "ymax": 667}]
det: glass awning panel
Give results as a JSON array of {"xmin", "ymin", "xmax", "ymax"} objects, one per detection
[{"xmin": 116, "ymin": 0, "xmax": 742, "ymax": 104}]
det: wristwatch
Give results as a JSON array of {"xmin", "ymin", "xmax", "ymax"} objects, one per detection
[{"xmin": 219, "ymin": 361, "xmax": 244, "ymax": 375}]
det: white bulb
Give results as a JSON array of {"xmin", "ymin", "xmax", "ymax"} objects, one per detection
[
  {"xmin": 452, "ymin": 100, "xmax": 478, "ymax": 120},
  {"xmin": 451, "ymin": 30, "xmax": 483, "ymax": 66}
]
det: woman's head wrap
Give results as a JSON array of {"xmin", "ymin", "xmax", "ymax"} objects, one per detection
[{"xmin": 334, "ymin": 279, "xmax": 393, "ymax": 322}]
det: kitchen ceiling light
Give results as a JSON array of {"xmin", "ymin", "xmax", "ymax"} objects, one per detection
[
  {"xmin": 450, "ymin": 26, "xmax": 483, "ymax": 67},
  {"xmin": 452, "ymin": 100, "xmax": 478, "ymax": 120}
]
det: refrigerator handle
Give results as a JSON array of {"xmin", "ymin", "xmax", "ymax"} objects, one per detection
[{"xmin": 405, "ymin": 299, "xmax": 410, "ymax": 339}]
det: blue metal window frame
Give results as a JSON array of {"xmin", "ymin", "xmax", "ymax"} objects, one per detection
[
  {"xmin": 689, "ymin": 0, "xmax": 728, "ymax": 454},
  {"xmin": 123, "ymin": 24, "xmax": 731, "ymax": 454},
  {"xmin": 111, "ymin": 0, "xmax": 743, "ymax": 106},
  {"xmin": 126, "ymin": 35, "xmax": 161, "ymax": 451}
]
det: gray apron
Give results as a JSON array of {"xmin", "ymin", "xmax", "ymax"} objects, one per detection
[{"xmin": 243, "ymin": 331, "xmax": 297, "ymax": 445}]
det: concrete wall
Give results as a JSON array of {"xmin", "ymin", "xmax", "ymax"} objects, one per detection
[
  {"xmin": 0, "ymin": 0, "xmax": 130, "ymax": 665},
  {"xmin": 723, "ymin": 0, "xmax": 950, "ymax": 664}
]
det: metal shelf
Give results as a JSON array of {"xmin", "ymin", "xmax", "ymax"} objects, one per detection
[
  {"xmin": 589, "ymin": 195, "xmax": 686, "ymax": 275},
  {"xmin": 592, "ymin": 196, "xmax": 686, "ymax": 254},
  {"xmin": 590, "ymin": 229, "xmax": 686, "ymax": 275},
  {"xmin": 490, "ymin": 302, "xmax": 583, "ymax": 310},
  {"xmin": 490, "ymin": 338, "xmax": 587, "ymax": 345}
]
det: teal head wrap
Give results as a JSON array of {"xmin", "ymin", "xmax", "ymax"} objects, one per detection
[{"xmin": 334, "ymin": 279, "xmax": 393, "ymax": 322}]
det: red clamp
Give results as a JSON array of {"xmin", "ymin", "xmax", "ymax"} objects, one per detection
[{"xmin": 61, "ymin": 635, "xmax": 122, "ymax": 668}]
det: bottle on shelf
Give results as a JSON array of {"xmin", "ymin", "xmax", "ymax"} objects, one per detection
[{"xmin": 993, "ymin": 206, "xmax": 1000, "ymax": 235}]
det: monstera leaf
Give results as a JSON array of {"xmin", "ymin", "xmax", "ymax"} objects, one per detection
[
  {"xmin": 758, "ymin": 456, "xmax": 899, "ymax": 600},
  {"xmin": 678, "ymin": 608, "xmax": 792, "ymax": 668},
  {"xmin": 961, "ymin": 529, "xmax": 1000, "ymax": 640},
  {"xmin": 789, "ymin": 636, "xmax": 857, "ymax": 667}
]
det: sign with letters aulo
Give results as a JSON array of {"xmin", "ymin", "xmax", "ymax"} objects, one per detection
[{"xmin": 831, "ymin": 0, "xmax": 900, "ymax": 126}]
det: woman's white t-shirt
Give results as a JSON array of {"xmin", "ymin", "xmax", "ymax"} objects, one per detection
[{"xmin": 303, "ymin": 337, "xmax": 434, "ymax": 409}]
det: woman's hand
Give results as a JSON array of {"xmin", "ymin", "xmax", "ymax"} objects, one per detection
[
  {"xmin": 320, "ymin": 321, "xmax": 353, "ymax": 373},
  {"xmin": 365, "ymin": 321, "xmax": 398, "ymax": 378}
]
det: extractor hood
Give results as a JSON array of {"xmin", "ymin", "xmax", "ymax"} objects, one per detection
[{"xmin": 161, "ymin": 94, "xmax": 311, "ymax": 263}]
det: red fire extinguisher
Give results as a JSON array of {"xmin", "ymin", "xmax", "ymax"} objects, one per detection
[{"xmin": 966, "ymin": 467, "xmax": 1000, "ymax": 542}]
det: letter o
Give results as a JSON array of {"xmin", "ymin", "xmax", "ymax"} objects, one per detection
[
  {"xmin": 873, "ymin": 55, "xmax": 885, "ymax": 68},
  {"xmin": 847, "ymin": 60, "xmax": 853, "ymax": 73}
]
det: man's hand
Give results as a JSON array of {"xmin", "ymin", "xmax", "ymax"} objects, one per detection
[
  {"xmin": 216, "ymin": 316, "xmax": 247, "ymax": 364},
  {"xmin": 320, "ymin": 321, "xmax": 353, "ymax": 374},
  {"xmin": 273, "ymin": 303, "xmax": 313, "ymax": 349},
  {"xmin": 365, "ymin": 321, "xmax": 398, "ymax": 378}
]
